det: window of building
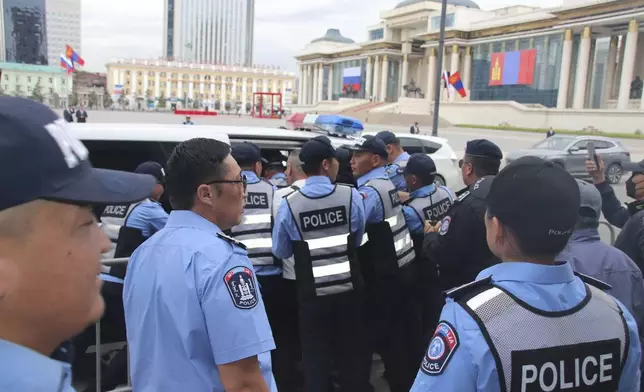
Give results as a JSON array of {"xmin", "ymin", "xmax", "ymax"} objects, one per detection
[
  {"xmin": 49, "ymin": 77, "xmax": 53, "ymax": 83},
  {"xmin": 3, "ymin": 75, "xmax": 7, "ymax": 81},
  {"xmin": 49, "ymin": 88, "xmax": 53, "ymax": 93},
  {"xmin": 431, "ymin": 13, "xmax": 455, "ymax": 30},
  {"xmin": 369, "ymin": 28, "xmax": 384, "ymax": 41}
]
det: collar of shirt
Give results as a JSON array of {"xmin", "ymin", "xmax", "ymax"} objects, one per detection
[
  {"xmin": 394, "ymin": 151, "xmax": 410, "ymax": 164},
  {"xmin": 357, "ymin": 166, "xmax": 388, "ymax": 187},
  {"xmin": 569, "ymin": 228, "xmax": 601, "ymax": 243},
  {"xmin": 242, "ymin": 170, "xmax": 261, "ymax": 183},
  {"xmin": 0, "ymin": 338, "xmax": 71, "ymax": 390},
  {"xmin": 477, "ymin": 261, "xmax": 577, "ymax": 285},
  {"xmin": 292, "ymin": 179, "xmax": 307, "ymax": 188},
  {"xmin": 304, "ymin": 176, "xmax": 332, "ymax": 186},
  {"xmin": 410, "ymin": 184, "xmax": 436, "ymax": 198},
  {"xmin": 165, "ymin": 210, "xmax": 222, "ymax": 233},
  {"xmin": 272, "ymin": 172, "xmax": 287, "ymax": 180}
]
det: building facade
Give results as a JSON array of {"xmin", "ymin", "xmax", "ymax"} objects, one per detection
[
  {"xmin": 163, "ymin": 0, "xmax": 254, "ymax": 66},
  {"xmin": 106, "ymin": 59, "xmax": 295, "ymax": 111},
  {"xmin": 2, "ymin": 0, "xmax": 49, "ymax": 65},
  {"xmin": 296, "ymin": 0, "xmax": 644, "ymax": 111},
  {"xmin": 45, "ymin": 0, "xmax": 81, "ymax": 67},
  {"xmin": 0, "ymin": 62, "xmax": 73, "ymax": 106},
  {"xmin": 72, "ymin": 71, "xmax": 107, "ymax": 108}
]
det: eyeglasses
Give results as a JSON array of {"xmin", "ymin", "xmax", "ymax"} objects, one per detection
[
  {"xmin": 206, "ymin": 174, "xmax": 247, "ymax": 191},
  {"xmin": 459, "ymin": 159, "xmax": 470, "ymax": 169}
]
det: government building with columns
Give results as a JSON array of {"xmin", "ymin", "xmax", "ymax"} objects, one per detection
[
  {"xmin": 295, "ymin": 0, "xmax": 644, "ymax": 111},
  {"xmin": 106, "ymin": 59, "xmax": 296, "ymax": 111}
]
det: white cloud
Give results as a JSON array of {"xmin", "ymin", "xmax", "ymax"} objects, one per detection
[{"xmin": 80, "ymin": 0, "xmax": 563, "ymax": 74}]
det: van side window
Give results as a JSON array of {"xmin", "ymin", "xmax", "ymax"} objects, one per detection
[{"xmin": 83, "ymin": 140, "xmax": 174, "ymax": 172}]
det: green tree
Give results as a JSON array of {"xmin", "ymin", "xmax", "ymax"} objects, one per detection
[
  {"xmin": 69, "ymin": 92, "xmax": 79, "ymax": 106},
  {"xmin": 51, "ymin": 92, "xmax": 61, "ymax": 108},
  {"xmin": 157, "ymin": 92, "xmax": 166, "ymax": 109},
  {"xmin": 88, "ymin": 90, "xmax": 98, "ymax": 109},
  {"xmin": 245, "ymin": 102, "xmax": 252, "ymax": 113},
  {"xmin": 13, "ymin": 85, "xmax": 24, "ymax": 97},
  {"xmin": 224, "ymin": 101, "xmax": 232, "ymax": 113},
  {"xmin": 214, "ymin": 100, "xmax": 221, "ymax": 111},
  {"xmin": 102, "ymin": 89, "xmax": 112, "ymax": 108},
  {"xmin": 117, "ymin": 94, "xmax": 125, "ymax": 107}
]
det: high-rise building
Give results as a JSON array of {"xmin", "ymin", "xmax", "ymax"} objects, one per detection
[
  {"xmin": 1, "ymin": 0, "xmax": 49, "ymax": 64},
  {"xmin": 163, "ymin": 0, "xmax": 254, "ymax": 66},
  {"xmin": 45, "ymin": 0, "xmax": 81, "ymax": 67}
]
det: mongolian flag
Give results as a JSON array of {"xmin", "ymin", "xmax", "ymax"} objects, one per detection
[
  {"xmin": 65, "ymin": 45, "xmax": 85, "ymax": 67},
  {"xmin": 60, "ymin": 55, "xmax": 74, "ymax": 73},
  {"xmin": 448, "ymin": 72, "xmax": 467, "ymax": 98},
  {"xmin": 489, "ymin": 49, "xmax": 537, "ymax": 86}
]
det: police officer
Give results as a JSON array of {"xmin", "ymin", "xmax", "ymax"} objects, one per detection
[
  {"xmin": 265, "ymin": 154, "xmax": 289, "ymax": 187},
  {"xmin": 401, "ymin": 153, "xmax": 455, "ymax": 336},
  {"xmin": 124, "ymin": 138, "xmax": 277, "ymax": 391},
  {"xmin": 182, "ymin": 116, "xmax": 194, "ymax": 125},
  {"xmin": 424, "ymin": 139, "xmax": 502, "ymax": 292},
  {"xmin": 350, "ymin": 135, "xmax": 420, "ymax": 392},
  {"xmin": 273, "ymin": 135, "xmax": 371, "ymax": 392},
  {"xmin": 411, "ymin": 156, "xmax": 642, "ymax": 392},
  {"xmin": 335, "ymin": 146, "xmax": 356, "ymax": 187},
  {"xmin": 376, "ymin": 130, "xmax": 410, "ymax": 191},
  {"xmin": 100, "ymin": 161, "xmax": 168, "ymax": 261},
  {"xmin": 0, "ymin": 97, "xmax": 154, "ymax": 391}
]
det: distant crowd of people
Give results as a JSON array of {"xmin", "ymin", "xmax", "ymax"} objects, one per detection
[{"xmin": 63, "ymin": 105, "xmax": 88, "ymax": 123}]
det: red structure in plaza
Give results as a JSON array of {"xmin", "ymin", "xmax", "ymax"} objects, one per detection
[{"xmin": 252, "ymin": 92, "xmax": 282, "ymax": 118}]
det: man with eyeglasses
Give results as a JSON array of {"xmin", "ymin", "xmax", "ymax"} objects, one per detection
[
  {"xmin": 423, "ymin": 139, "xmax": 502, "ymax": 293},
  {"xmin": 123, "ymin": 138, "xmax": 277, "ymax": 391}
]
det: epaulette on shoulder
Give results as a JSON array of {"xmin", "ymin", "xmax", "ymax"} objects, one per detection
[
  {"xmin": 574, "ymin": 272, "xmax": 612, "ymax": 291},
  {"xmin": 443, "ymin": 276, "xmax": 493, "ymax": 300},
  {"xmin": 217, "ymin": 232, "xmax": 247, "ymax": 250}
]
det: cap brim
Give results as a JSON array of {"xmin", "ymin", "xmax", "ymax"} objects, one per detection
[
  {"xmin": 47, "ymin": 168, "xmax": 156, "ymax": 205},
  {"xmin": 622, "ymin": 162, "xmax": 644, "ymax": 173}
]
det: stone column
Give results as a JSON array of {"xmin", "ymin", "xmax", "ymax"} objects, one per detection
[
  {"xmin": 463, "ymin": 46, "xmax": 472, "ymax": 91},
  {"xmin": 573, "ymin": 27, "xmax": 591, "ymax": 109},
  {"xmin": 618, "ymin": 20, "xmax": 639, "ymax": 110},
  {"xmin": 327, "ymin": 65, "xmax": 334, "ymax": 101},
  {"xmin": 154, "ymin": 72, "xmax": 160, "ymax": 99},
  {"xmin": 242, "ymin": 78, "xmax": 248, "ymax": 113},
  {"xmin": 416, "ymin": 58, "xmax": 423, "ymax": 88},
  {"xmin": 317, "ymin": 63, "xmax": 324, "ymax": 102},
  {"xmin": 231, "ymin": 78, "xmax": 236, "ymax": 104},
  {"xmin": 298, "ymin": 65, "xmax": 304, "ymax": 104},
  {"xmin": 613, "ymin": 36, "xmax": 626, "ymax": 99},
  {"xmin": 557, "ymin": 29, "xmax": 574, "ymax": 109},
  {"xmin": 312, "ymin": 64, "xmax": 319, "ymax": 105},
  {"xmin": 400, "ymin": 54, "xmax": 409, "ymax": 98},
  {"xmin": 603, "ymin": 36, "xmax": 618, "ymax": 106},
  {"xmin": 450, "ymin": 45, "xmax": 460, "ymax": 74},
  {"xmin": 373, "ymin": 56, "xmax": 381, "ymax": 100},
  {"xmin": 380, "ymin": 55, "xmax": 389, "ymax": 102},
  {"xmin": 302, "ymin": 65, "xmax": 309, "ymax": 105},
  {"xmin": 427, "ymin": 48, "xmax": 437, "ymax": 102},
  {"xmin": 365, "ymin": 57, "xmax": 373, "ymax": 99}
]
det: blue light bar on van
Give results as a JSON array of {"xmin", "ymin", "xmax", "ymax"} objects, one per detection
[{"xmin": 302, "ymin": 114, "xmax": 364, "ymax": 137}]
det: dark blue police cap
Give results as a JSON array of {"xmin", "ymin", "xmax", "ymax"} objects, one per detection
[
  {"xmin": 405, "ymin": 153, "xmax": 436, "ymax": 176},
  {"xmin": 135, "ymin": 161, "xmax": 165, "ymax": 183},
  {"xmin": 348, "ymin": 135, "xmax": 388, "ymax": 159},
  {"xmin": 0, "ymin": 97, "xmax": 155, "ymax": 212},
  {"xmin": 465, "ymin": 139, "xmax": 503, "ymax": 160},
  {"xmin": 231, "ymin": 142, "xmax": 267, "ymax": 165},
  {"xmin": 299, "ymin": 136, "xmax": 338, "ymax": 166},
  {"xmin": 375, "ymin": 130, "xmax": 399, "ymax": 145}
]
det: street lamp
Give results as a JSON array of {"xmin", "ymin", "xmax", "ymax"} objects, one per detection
[{"xmin": 431, "ymin": 0, "xmax": 448, "ymax": 137}]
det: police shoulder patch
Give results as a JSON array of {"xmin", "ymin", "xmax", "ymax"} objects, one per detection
[
  {"xmin": 421, "ymin": 321, "xmax": 460, "ymax": 376},
  {"xmin": 439, "ymin": 216, "xmax": 452, "ymax": 236},
  {"xmin": 223, "ymin": 266, "xmax": 259, "ymax": 309},
  {"xmin": 217, "ymin": 232, "xmax": 247, "ymax": 250}
]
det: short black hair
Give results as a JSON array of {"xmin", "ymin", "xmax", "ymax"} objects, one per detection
[
  {"xmin": 302, "ymin": 161, "xmax": 323, "ymax": 176},
  {"xmin": 166, "ymin": 138, "xmax": 231, "ymax": 210},
  {"xmin": 467, "ymin": 155, "xmax": 501, "ymax": 178},
  {"xmin": 415, "ymin": 171, "xmax": 436, "ymax": 186}
]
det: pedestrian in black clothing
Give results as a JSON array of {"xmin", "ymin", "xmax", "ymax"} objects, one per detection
[
  {"xmin": 76, "ymin": 106, "xmax": 88, "ymax": 123},
  {"xmin": 63, "ymin": 106, "xmax": 74, "ymax": 122}
]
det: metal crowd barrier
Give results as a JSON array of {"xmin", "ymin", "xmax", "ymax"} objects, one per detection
[
  {"xmin": 599, "ymin": 220, "xmax": 617, "ymax": 246},
  {"xmin": 97, "ymin": 257, "xmax": 132, "ymax": 392}
]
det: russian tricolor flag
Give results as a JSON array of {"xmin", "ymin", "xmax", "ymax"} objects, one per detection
[{"xmin": 60, "ymin": 55, "xmax": 74, "ymax": 73}]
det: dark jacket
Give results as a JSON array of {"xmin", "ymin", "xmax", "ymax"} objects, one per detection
[
  {"xmin": 63, "ymin": 109, "xmax": 74, "ymax": 123},
  {"xmin": 423, "ymin": 176, "xmax": 500, "ymax": 291},
  {"xmin": 595, "ymin": 182, "xmax": 644, "ymax": 271},
  {"xmin": 76, "ymin": 110, "xmax": 88, "ymax": 123}
]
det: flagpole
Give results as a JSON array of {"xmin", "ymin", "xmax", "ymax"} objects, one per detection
[{"xmin": 431, "ymin": 0, "xmax": 448, "ymax": 137}]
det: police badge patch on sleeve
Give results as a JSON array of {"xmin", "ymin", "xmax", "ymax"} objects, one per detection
[
  {"xmin": 439, "ymin": 216, "xmax": 451, "ymax": 236},
  {"xmin": 421, "ymin": 321, "xmax": 459, "ymax": 376},
  {"xmin": 223, "ymin": 266, "xmax": 258, "ymax": 309}
]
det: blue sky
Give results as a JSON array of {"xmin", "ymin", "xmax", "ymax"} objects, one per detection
[{"xmin": 81, "ymin": 0, "xmax": 564, "ymax": 74}]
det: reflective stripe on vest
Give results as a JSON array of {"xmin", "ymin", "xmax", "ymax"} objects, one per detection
[
  {"xmin": 407, "ymin": 186, "xmax": 453, "ymax": 223},
  {"xmin": 459, "ymin": 284, "xmax": 627, "ymax": 392},
  {"xmin": 273, "ymin": 184, "xmax": 301, "ymax": 280},
  {"xmin": 286, "ymin": 185, "xmax": 354, "ymax": 296},
  {"xmin": 363, "ymin": 178, "xmax": 415, "ymax": 267},
  {"xmin": 230, "ymin": 180, "xmax": 275, "ymax": 266}
]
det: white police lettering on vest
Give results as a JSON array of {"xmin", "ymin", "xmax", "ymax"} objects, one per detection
[
  {"xmin": 423, "ymin": 200, "xmax": 451, "ymax": 221},
  {"xmin": 511, "ymin": 339, "xmax": 620, "ymax": 392},
  {"xmin": 245, "ymin": 192, "xmax": 269, "ymax": 209},
  {"xmin": 102, "ymin": 204, "xmax": 130, "ymax": 218},
  {"xmin": 300, "ymin": 206, "xmax": 348, "ymax": 232}
]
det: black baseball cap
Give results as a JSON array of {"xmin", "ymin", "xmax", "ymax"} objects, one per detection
[
  {"xmin": 375, "ymin": 130, "xmax": 399, "ymax": 145},
  {"xmin": 405, "ymin": 153, "xmax": 437, "ymax": 176},
  {"xmin": 135, "ymin": 161, "xmax": 165, "ymax": 184},
  {"xmin": 231, "ymin": 142, "xmax": 267, "ymax": 165},
  {"xmin": 299, "ymin": 136, "xmax": 338, "ymax": 166},
  {"xmin": 348, "ymin": 135, "xmax": 388, "ymax": 159},
  {"xmin": 623, "ymin": 160, "xmax": 644, "ymax": 173},
  {"xmin": 487, "ymin": 156, "xmax": 580, "ymax": 253},
  {"xmin": 465, "ymin": 139, "xmax": 503, "ymax": 160},
  {"xmin": 0, "ymin": 97, "xmax": 155, "ymax": 212}
]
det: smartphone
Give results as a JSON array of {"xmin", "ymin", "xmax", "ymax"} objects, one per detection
[{"xmin": 587, "ymin": 142, "xmax": 598, "ymax": 166}]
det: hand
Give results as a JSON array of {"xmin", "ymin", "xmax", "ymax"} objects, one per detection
[
  {"xmin": 585, "ymin": 154, "xmax": 605, "ymax": 184},
  {"xmin": 634, "ymin": 174, "xmax": 644, "ymax": 199},
  {"xmin": 424, "ymin": 220, "xmax": 440, "ymax": 233},
  {"xmin": 398, "ymin": 191, "xmax": 410, "ymax": 203}
]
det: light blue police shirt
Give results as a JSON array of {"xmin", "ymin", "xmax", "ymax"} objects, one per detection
[
  {"xmin": 123, "ymin": 211, "xmax": 277, "ymax": 392},
  {"xmin": 410, "ymin": 261, "xmax": 642, "ymax": 392},
  {"xmin": 385, "ymin": 151, "xmax": 410, "ymax": 191},
  {"xmin": 402, "ymin": 184, "xmax": 455, "ymax": 235},
  {"xmin": 272, "ymin": 175, "xmax": 366, "ymax": 259},
  {"xmin": 0, "ymin": 338, "xmax": 75, "ymax": 391},
  {"xmin": 271, "ymin": 172, "xmax": 287, "ymax": 183},
  {"xmin": 357, "ymin": 166, "xmax": 390, "ymax": 223},
  {"xmin": 242, "ymin": 170, "xmax": 281, "ymax": 277},
  {"xmin": 126, "ymin": 199, "xmax": 168, "ymax": 238}
]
